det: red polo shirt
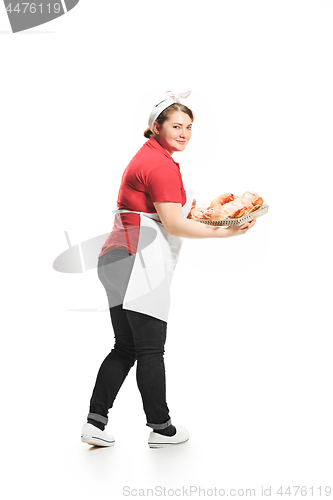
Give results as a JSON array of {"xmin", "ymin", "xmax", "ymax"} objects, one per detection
[{"xmin": 99, "ymin": 137, "xmax": 187, "ymax": 257}]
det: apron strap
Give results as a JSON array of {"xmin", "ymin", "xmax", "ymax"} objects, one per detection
[{"xmin": 112, "ymin": 207, "xmax": 161, "ymax": 222}]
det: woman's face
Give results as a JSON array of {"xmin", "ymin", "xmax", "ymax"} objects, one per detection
[{"xmin": 153, "ymin": 111, "xmax": 192, "ymax": 156}]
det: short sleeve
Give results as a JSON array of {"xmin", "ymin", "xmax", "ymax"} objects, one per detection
[{"xmin": 145, "ymin": 165, "xmax": 184, "ymax": 204}]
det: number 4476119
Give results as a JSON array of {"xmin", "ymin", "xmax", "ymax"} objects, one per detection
[{"xmin": 6, "ymin": 3, "xmax": 61, "ymax": 14}]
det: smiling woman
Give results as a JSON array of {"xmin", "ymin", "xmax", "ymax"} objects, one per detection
[
  {"xmin": 143, "ymin": 100, "xmax": 194, "ymax": 154},
  {"xmin": 152, "ymin": 111, "xmax": 192, "ymax": 156},
  {"xmin": 81, "ymin": 90, "xmax": 256, "ymax": 451}
]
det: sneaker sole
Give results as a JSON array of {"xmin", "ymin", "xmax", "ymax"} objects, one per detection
[
  {"xmin": 81, "ymin": 434, "xmax": 115, "ymax": 447},
  {"xmin": 148, "ymin": 438, "xmax": 189, "ymax": 449}
]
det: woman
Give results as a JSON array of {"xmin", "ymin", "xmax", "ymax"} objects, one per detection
[{"xmin": 81, "ymin": 91, "xmax": 256, "ymax": 449}]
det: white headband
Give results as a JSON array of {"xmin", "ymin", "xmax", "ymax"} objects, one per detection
[{"xmin": 148, "ymin": 91, "xmax": 192, "ymax": 131}]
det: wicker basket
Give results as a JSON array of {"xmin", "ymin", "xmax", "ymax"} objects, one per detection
[{"xmin": 194, "ymin": 203, "xmax": 269, "ymax": 226}]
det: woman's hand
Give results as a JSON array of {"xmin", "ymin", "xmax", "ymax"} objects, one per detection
[{"xmin": 226, "ymin": 216, "xmax": 257, "ymax": 236}]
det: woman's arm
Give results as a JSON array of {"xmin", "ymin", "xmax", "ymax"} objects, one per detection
[{"xmin": 153, "ymin": 202, "xmax": 256, "ymax": 239}]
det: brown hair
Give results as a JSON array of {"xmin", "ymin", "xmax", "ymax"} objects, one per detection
[{"xmin": 144, "ymin": 102, "xmax": 194, "ymax": 139}]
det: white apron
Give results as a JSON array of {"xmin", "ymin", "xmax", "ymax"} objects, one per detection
[{"xmin": 112, "ymin": 186, "xmax": 194, "ymax": 322}]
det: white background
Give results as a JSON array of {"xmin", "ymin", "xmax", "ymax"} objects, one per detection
[{"xmin": 1, "ymin": 1, "xmax": 332, "ymax": 499}]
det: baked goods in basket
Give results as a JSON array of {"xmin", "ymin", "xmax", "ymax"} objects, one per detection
[
  {"xmin": 209, "ymin": 193, "xmax": 236, "ymax": 209},
  {"xmin": 188, "ymin": 191, "xmax": 264, "ymax": 221},
  {"xmin": 189, "ymin": 207, "xmax": 206, "ymax": 219}
]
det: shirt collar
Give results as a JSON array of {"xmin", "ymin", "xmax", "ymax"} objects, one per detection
[{"xmin": 146, "ymin": 137, "xmax": 180, "ymax": 167}]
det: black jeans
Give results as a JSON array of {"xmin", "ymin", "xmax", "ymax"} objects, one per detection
[{"xmin": 88, "ymin": 249, "xmax": 172, "ymax": 430}]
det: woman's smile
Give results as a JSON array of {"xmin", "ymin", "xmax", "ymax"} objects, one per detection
[{"xmin": 153, "ymin": 111, "xmax": 192, "ymax": 156}]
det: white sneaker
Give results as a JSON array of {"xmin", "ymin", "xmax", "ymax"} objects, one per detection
[
  {"xmin": 148, "ymin": 425, "xmax": 189, "ymax": 448},
  {"xmin": 81, "ymin": 423, "xmax": 115, "ymax": 447}
]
